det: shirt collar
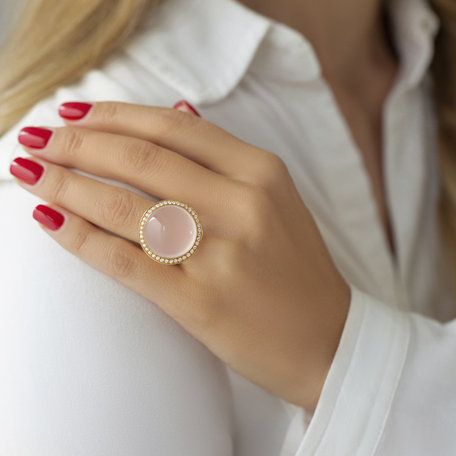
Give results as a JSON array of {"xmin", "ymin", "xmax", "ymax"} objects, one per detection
[
  {"xmin": 252, "ymin": 0, "xmax": 441, "ymax": 89},
  {"xmin": 387, "ymin": 0, "xmax": 441, "ymax": 89},
  {"xmin": 125, "ymin": 0, "xmax": 440, "ymax": 103},
  {"xmin": 124, "ymin": 0, "xmax": 271, "ymax": 104},
  {"xmin": 0, "ymin": 0, "xmax": 442, "ymax": 181}
]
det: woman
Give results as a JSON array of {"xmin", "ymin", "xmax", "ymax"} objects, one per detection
[{"xmin": 1, "ymin": 0, "xmax": 455, "ymax": 454}]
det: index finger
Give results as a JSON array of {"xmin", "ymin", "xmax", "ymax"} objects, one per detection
[{"xmin": 58, "ymin": 101, "xmax": 264, "ymax": 178}]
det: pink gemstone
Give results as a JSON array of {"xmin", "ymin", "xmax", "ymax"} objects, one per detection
[{"xmin": 143, "ymin": 205, "xmax": 197, "ymax": 258}]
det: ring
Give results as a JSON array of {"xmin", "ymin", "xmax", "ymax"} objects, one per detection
[{"xmin": 138, "ymin": 200, "xmax": 203, "ymax": 265}]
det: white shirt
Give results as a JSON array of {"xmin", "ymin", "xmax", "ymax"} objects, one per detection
[{"xmin": 0, "ymin": 0, "xmax": 455, "ymax": 454}]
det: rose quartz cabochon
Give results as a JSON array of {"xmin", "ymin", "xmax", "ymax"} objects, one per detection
[{"xmin": 143, "ymin": 205, "xmax": 197, "ymax": 258}]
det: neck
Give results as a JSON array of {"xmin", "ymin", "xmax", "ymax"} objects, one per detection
[{"xmin": 238, "ymin": 0, "xmax": 396, "ymax": 86}]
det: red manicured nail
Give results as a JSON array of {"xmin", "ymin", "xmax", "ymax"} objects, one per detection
[
  {"xmin": 173, "ymin": 100, "xmax": 201, "ymax": 117},
  {"xmin": 18, "ymin": 126, "xmax": 53, "ymax": 149},
  {"xmin": 33, "ymin": 204, "xmax": 65, "ymax": 230},
  {"xmin": 58, "ymin": 102, "xmax": 93, "ymax": 120},
  {"xmin": 9, "ymin": 157, "xmax": 44, "ymax": 185}
]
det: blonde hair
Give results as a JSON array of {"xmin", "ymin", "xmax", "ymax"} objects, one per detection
[
  {"xmin": 431, "ymin": 0, "xmax": 456, "ymax": 296},
  {"xmin": 0, "ymin": 0, "xmax": 455, "ymax": 292},
  {"xmin": 0, "ymin": 0, "xmax": 160, "ymax": 133}
]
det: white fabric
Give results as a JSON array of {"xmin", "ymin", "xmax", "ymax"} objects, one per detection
[{"xmin": 0, "ymin": 0, "xmax": 455, "ymax": 454}]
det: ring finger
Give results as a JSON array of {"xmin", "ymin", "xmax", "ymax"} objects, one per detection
[
  {"xmin": 9, "ymin": 156, "xmax": 201, "ymax": 245},
  {"xmin": 19, "ymin": 126, "xmax": 236, "ymax": 216}
]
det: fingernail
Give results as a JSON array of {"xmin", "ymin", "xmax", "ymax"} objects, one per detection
[
  {"xmin": 58, "ymin": 102, "xmax": 93, "ymax": 120},
  {"xmin": 9, "ymin": 157, "xmax": 44, "ymax": 185},
  {"xmin": 33, "ymin": 204, "xmax": 65, "ymax": 230},
  {"xmin": 173, "ymin": 100, "xmax": 201, "ymax": 117},
  {"xmin": 18, "ymin": 126, "xmax": 53, "ymax": 149}
]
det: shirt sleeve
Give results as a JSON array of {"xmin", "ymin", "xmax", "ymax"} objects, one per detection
[{"xmin": 279, "ymin": 283, "xmax": 456, "ymax": 456}]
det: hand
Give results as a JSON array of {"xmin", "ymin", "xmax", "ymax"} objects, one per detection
[{"xmin": 10, "ymin": 100, "xmax": 350, "ymax": 411}]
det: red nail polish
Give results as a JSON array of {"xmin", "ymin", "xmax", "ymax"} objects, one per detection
[
  {"xmin": 173, "ymin": 100, "xmax": 201, "ymax": 117},
  {"xmin": 33, "ymin": 205, "xmax": 65, "ymax": 230},
  {"xmin": 18, "ymin": 127, "xmax": 53, "ymax": 149},
  {"xmin": 58, "ymin": 102, "xmax": 93, "ymax": 120},
  {"xmin": 9, "ymin": 157, "xmax": 44, "ymax": 185}
]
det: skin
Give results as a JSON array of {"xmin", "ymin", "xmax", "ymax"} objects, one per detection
[
  {"xmin": 13, "ymin": 102, "xmax": 350, "ymax": 412},
  {"xmin": 10, "ymin": 0, "xmax": 399, "ymax": 411}
]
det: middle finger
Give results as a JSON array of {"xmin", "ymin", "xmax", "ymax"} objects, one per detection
[{"xmin": 18, "ymin": 126, "xmax": 235, "ymax": 214}]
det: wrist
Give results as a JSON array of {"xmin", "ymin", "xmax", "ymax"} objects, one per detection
[{"xmin": 297, "ymin": 282, "xmax": 351, "ymax": 412}]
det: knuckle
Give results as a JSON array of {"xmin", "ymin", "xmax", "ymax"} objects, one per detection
[
  {"xmin": 155, "ymin": 108, "xmax": 199, "ymax": 137},
  {"xmin": 97, "ymin": 101, "xmax": 121, "ymax": 123},
  {"xmin": 264, "ymin": 152, "xmax": 288, "ymax": 176},
  {"xmin": 62, "ymin": 127, "xmax": 85, "ymax": 159},
  {"xmin": 251, "ymin": 152, "xmax": 290, "ymax": 189},
  {"xmin": 70, "ymin": 227, "xmax": 91, "ymax": 255},
  {"xmin": 237, "ymin": 186, "xmax": 271, "ymax": 243},
  {"xmin": 241, "ymin": 185, "xmax": 270, "ymax": 218},
  {"xmin": 50, "ymin": 168, "xmax": 70, "ymax": 203},
  {"xmin": 107, "ymin": 243, "xmax": 137, "ymax": 279},
  {"xmin": 99, "ymin": 190, "xmax": 136, "ymax": 228},
  {"xmin": 120, "ymin": 139, "xmax": 162, "ymax": 177}
]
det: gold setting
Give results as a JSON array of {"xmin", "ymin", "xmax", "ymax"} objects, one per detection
[{"xmin": 138, "ymin": 200, "xmax": 203, "ymax": 265}]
